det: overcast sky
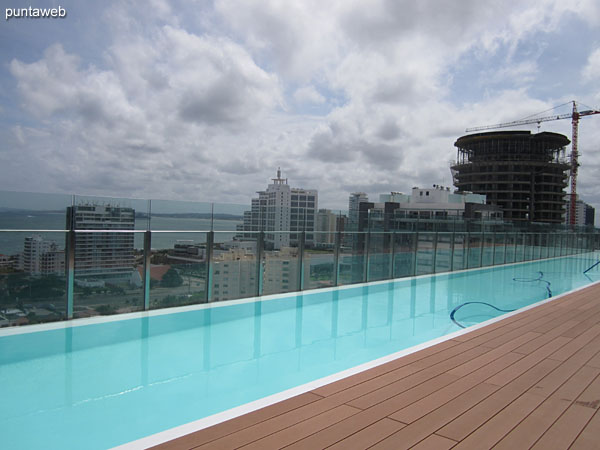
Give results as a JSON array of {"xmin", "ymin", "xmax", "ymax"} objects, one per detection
[{"xmin": 1, "ymin": 0, "xmax": 599, "ymax": 212}]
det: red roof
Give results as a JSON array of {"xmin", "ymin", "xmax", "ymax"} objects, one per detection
[{"xmin": 137, "ymin": 264, "xmax": 171, "ymax": 281}]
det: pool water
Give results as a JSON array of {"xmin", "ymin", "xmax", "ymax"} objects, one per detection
[{"xmin": 1, "ymin": 254, "xmax": 599, "ymax": 449}]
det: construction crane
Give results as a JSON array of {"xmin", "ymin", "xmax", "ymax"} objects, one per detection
[{"xmin": 466, "ymin": 101, "xmax": 600, "ymax": 227}]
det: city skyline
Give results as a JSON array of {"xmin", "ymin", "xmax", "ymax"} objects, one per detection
[{"xmin": 1, "ymin": 1, "xmax": 599, "ymax": 214}]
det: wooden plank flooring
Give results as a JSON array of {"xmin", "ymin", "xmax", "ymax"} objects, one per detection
[{"xmin": 151, "ymin": 284, "xmax": 600, "ymax": 450}]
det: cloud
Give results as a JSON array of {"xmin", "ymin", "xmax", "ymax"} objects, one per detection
[
  {"xmin": 293, "ymin": 86, "xmax": 325, "ymax": 105},
  {"xmin": 2, "ymin": 0, "xmax": 600, "ymax": 215},
  {"xmin": 582, "ymin": 48, "xmax": 600, "ymax": 82}
]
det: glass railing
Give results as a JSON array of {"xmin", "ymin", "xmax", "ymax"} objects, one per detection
[{"xmin": 0, "ymin": 189, "xmax": 598, "ymax": 328}]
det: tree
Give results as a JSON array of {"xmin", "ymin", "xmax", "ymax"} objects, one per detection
[
  {"xmin": 95, "ymin": 304, "xmax": 116, "ymax": 315},
  {"xmin": 160, "ymin": 268, "xmax": 183, "ymax": 288}
]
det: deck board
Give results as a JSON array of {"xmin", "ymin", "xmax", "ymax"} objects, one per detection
[{"xmin": 151, "ymin": 283, "xmax": 600, "ymax": 450}]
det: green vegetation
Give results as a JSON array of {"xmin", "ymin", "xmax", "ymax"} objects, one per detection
[
  {"xmin": 160, "ymin": 268, "xmax": 184, "ymax": 287},
  {"xmin": 95, "ymin": 304, "xmax": 117, "ymax": 315},
  {"xmin": 310, "ymin": 263, "xmax": 333, "ymax": 280}
]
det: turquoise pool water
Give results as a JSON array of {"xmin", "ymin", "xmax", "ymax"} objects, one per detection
[{"xmin": 1, "ymin": 254, "xmax": 599, "ymax": 449}]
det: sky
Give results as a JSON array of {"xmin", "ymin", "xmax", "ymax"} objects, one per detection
[{"xmin": 0, "ymin": 0, "xmax": 599, "ymax": 213}]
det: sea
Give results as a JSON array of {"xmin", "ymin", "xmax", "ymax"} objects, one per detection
[{"xmin": 0, "ymin": 212, "xmax": 241, "ymax": 255}]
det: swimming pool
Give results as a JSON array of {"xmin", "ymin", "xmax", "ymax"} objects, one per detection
[{"xmin": 1, "ymin": 253, "xmax": 599, "ymax": 449}]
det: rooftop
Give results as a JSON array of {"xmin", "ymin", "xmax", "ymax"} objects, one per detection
[{"xmin": 152, "ymin": 282, "xmax": 600, "ymax": 450}]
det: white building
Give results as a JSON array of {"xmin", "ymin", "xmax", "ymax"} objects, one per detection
[
  {"xmin": 315, "ymin": 209, "xmax": 339, "ymax": 247},
  {"xmin": 375, "ymin": 184, "xmax": 502, "ymax": 219},
  {"xmin": 211, "ymin": 248, "xmax": 257, "ymax": 301},
  {"xmin": 238, "ymin": 169, "xmax": 318, "ymax": 250},
  {"xmin": 348, "ymin": 192, "xmax": 369, "ymax": 231},
  {"xmin": 22, "ymin": 235, "xmax": 64, "ymax": 275},
  {"xmin": 67, "ymin": 204, "xmax": 135, "ymax": 283}
]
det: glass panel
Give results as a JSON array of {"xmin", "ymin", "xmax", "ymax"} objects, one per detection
[
  {"xmin": 339, "ymin": 232, "xmax": 366, "ymax": 285},
  {"xmin": 304, "ymin": 234, "xmax": 335, "ymax": 290},
  {"xmin": 0, "ymin": 190, "xmax": 72, "ymax": 231},
  {"xmin": 70, "ymin": 195, "xmax": 146, "ymax": 318},
  {"xmin": 262, "ymin": 232, "xmax": 298, "ymax": 295},
  {"xmin": 211, "ymin": 233, "xmax": 257, "ymax": 302},
  {"xmin": 525, "ymin": 234, "xmax": 532, "ymax": 260},
  {"xmin": 72, "ymin": 229, "xmax": 142, "ymax": 318},
  {"xmin": 416, "ymin": 232, "xmax": 435, "ymax": 275},
  {"xmin": 515, "ymin": 234, "xmax": 525, "ymax": 262},
  {"xmin": 146, "ymin": 232, "xmax": 208, "ymax": 309},
  {"xmin": 435, "ymin": 233, "xmax": 452, "ymax": 273},
  {"xmin": 393, "ymin": 232, "xmax": 415, "ymax": 278},
  {"xmin": 149, "ymin": 198, "xmax": 213, "ymax": 238},
  {"xmin": 505, "ymin": 233, "xmax": 516, "ymax": 263},
  {"xmin": 213, "ymin": 202, "xmax": 247, "ymax": 243},
  {"xmin": 0, "ymin": 231, "xmax": 66, "ymax": 326},
  {"xmin": 540, "ymin": 234, "xmax": 550, "ymax": 259},
  {"xmin": 468, "ymin": 233, "xmax": 482, "ymax": 269},
  {"xmin": 494, "ymin": 233, "xmax": 506, "ymax": 264},
  {"xmin": 368, "ymin": 232, "xmax": 391, "ymax": 282},
  {"xmin": 482, "ymin": 233, "xmax": 494, "ymax": 267},
  {"xmin": 452, "ymin": 232, "xmax": 467, "ymax": 270}
]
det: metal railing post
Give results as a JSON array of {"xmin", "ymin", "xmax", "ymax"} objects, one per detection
[
  {"xmin": 256, "ymin": 231, "xmax": 264, "ymax": 296},
  {"xmin": 432, "ymin": 232, "xmax": 438, "ymax": 273},
  {"xmin": 65, "ymin": 228, "xmax": 75, "ymax": 320},
  {"xmin": 390, "ymin": 231, "xmax": 396, "ymax": 279},
  {"xmin": 413, "ymin": 232, "xmax": 419, "ymax": 276},
  {"xmin": 205, "ymin": 231, "xmax": 214, "ymax": 302},
  {"xmin": 297, "ymin": 231, "xmax": 305, "ymax": 291},
  {"xmin": 479, "ymin": 231, "xmax": 484, "ymax": 267},
  {"xmin": 450, "ymin": 229, "xmax": 455, "ymax": 272},
  {"xmin": 143, "ymin": 230, "xmax": 151, "ymax": 310},
  {"xmin": 364, "ymin": 230, "xmax": 371, "ymax": 282},
  {"xmin": 333, "ymin": 230, "xmax": 340, "ymax": 286},
  {"xmin": 465, "ymin": 232, "xmax": 470, "ymax": 268}
]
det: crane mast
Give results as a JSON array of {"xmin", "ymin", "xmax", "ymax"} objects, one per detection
[
  {"xmin": 466, "ymin": 101, "xmax": 599, "ymax": 227},
  {"xmin": 570, "ymin": 103, "xmax": 579, "ymax": 227}
]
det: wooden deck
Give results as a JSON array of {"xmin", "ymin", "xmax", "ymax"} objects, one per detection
[{"xmin": 152, "ymin": 283, "xmax": 600, "ymax": 450}]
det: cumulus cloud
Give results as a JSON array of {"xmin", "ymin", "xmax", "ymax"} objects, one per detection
[
  {"xmin": 1, "ymin": 0, "xmax": 599, "ymax": 214},
  {"xmin": 293, "ymin": 86, "xmax": 325, "ymax": 105},
  {"xmin": 582, "ymin": 48, "xmax": 600, "ymax": 82}
]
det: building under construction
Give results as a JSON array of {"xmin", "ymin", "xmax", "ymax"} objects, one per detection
[{"xmin": 451, "ymin": 130, "xmax": 570, "ymax": 224}]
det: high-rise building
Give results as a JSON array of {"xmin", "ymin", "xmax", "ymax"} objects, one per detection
[
  {"xmin": 564, "ymin": 196, "xmax": 595, "ymax": 227},
  {"xmin": 315, "ymin": 209, "xmax": 338, "ymax": 247},
  {"xmin": 348, "ymin": 192, "xmax": 369, "ymax": 232},
  {"xmin": 451, "ymin": 131, "xmax": 570, "ymax": 224},
  {"xmin": 347, "ymin": 192, "xmax": 369, "ymax": 249},
  {"xmin": 211, "ymin": 248, "xmax": 257, "ymax": 301},
  {"xmin": 238, "ymin": 169, "xmax": 318, "ymax": 250},
  {"xmin": 22, "ymin": 235, "xmax": 64, "ymax": 275},
  {"xmin": 66, "ymin": 204, "xmax": 135, "ymax": 283}
]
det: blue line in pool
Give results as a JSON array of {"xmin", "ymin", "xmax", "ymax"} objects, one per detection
[
  {"xmin": 451, "ymin": 271, "xmax": 553, "ymax": 328},
  {"xmin": 450, "ymin": 301, "xmax": 517, "ymax": 329},
  {"xmin": 513, "ymin": 271, "xmax": 552, "ymax": 297}
]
